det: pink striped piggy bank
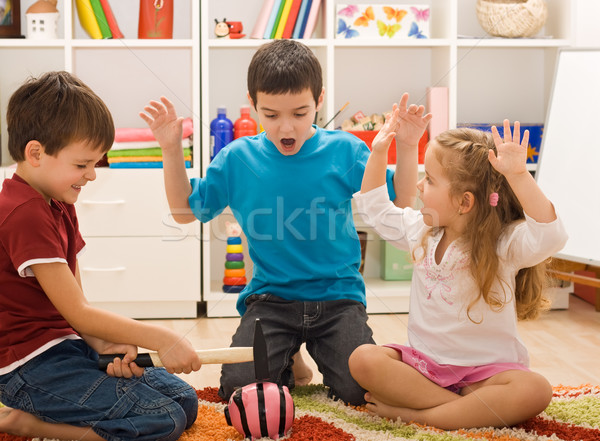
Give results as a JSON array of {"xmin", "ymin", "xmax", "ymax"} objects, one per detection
[{"xmin": 224, "ymin": 382, "xmax": 295, "ymax": 440}]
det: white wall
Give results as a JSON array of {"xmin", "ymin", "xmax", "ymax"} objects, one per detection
[{"xmin": 575, "ymin": 0, "xmax": 600, "ymax": 46}]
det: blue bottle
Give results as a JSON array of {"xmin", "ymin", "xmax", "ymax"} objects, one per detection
[{"xmin": 210, "ymin": 106, "xmax": 234, "ymax": 160}]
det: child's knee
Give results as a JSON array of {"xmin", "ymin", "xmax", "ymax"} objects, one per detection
[
  {"xmin": 153, "ymin": 404, "xmax": 189, "ymax": 441},
  {"xmin": 348, "ymin": 343, "xmax": 378, "ymax": 380},
  {"xmin": 179, "ymin": 386, "xmax": 199, "ymax": 429},
  {"xmin": 521, "ymin": 373, "xmax": 552, "ymax": 414}
]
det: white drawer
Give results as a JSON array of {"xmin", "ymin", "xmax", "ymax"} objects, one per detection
[
  {"xmin": 79, "ymin": 236, "xmax": 200, "ymax": 304},
  {"xmin": 76, "ymin": 169, "xmax": 199, "ymax": 238}
]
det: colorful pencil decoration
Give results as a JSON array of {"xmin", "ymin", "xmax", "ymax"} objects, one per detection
[
  {"xmin": 75, "ymin": 0, "xmax": 122, "ymax": 39},
  {"xmin": 223, "ymin": 222, "xmax": 248, "ymax": 294}
]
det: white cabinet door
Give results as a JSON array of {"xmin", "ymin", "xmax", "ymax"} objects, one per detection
[
  {"xmin": 76, "ymin": 168, "xmax": 199, "ymax": 239},
  {"xmin": 79, "ymin": 236, "xmax": 200, "ymax": 318}
]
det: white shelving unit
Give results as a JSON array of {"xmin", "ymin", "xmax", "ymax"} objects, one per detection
[
  {"xmin": 1, "ymin": 1, "xmax": 575, "ymax": 319},
  {"xmin": 0, "ymin": 0, "xmax": 202, "ymax": 318},
  {"xmin": 201, "ymin": 0, "xmax": 574, "ymax": 317}
]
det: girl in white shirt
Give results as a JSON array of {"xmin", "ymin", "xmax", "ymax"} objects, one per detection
[{"xmin": 350, "ymin": 110, "xmax": 568, "ymax": 430}]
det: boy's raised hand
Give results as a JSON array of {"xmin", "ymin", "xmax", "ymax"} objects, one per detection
[
  {"xmin": 394, "ymin": 93, "xmax": 432, "ymax": 149},
  {"xmin": 139, "ymin": 96, "xmax": 184, "ymax": 152},
  {"xmin": 489, "ymin": 119, "xmax": 529, "ymax": 178}
]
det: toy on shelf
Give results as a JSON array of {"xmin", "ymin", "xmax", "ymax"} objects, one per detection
[
  {"xmin": 341, "ymin": 107, "xmax": 428, "ymax": 164},
  {"xmin": 25, "ymin": 0, "xmax": 59, "ymax": 40},
  {"xmin": 214, "ymin": 18, "xmax": 229, "ymax": 37},
  {"xmin": 214, "ymin": 18, "xmax": 246, "ymax": 39},
  {"xmin": 227, "ymin": 21, "xmax": 245, "ymax": 39},
  {"xmin": 139, "ymin": 0, "xmax": 173, "ymax": 39},
  {"xmin": 223, "ymin": 221, "xmax": 247, "ymax": 294}
]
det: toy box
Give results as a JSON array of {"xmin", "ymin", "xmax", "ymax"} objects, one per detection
[
  {"xmin": 457, "ymin": 123, "xmax": 543, "ymax": 164},
  {"xmin": 380, "ymin": 240, "xmax": 413, "ymax": 281},
  {"xmin": 336, "ymin": 4, "xmax": 430, "ymax": 39},
  {"xmin": 349, "ymin": 130, "xmax": 429, "ymax": 164}
]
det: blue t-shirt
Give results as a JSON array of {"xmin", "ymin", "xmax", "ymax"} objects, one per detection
[{"xmin": 189, "ymin": 126, "xmax": 396, "ymax": 314}]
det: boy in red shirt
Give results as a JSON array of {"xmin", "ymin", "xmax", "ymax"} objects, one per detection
[{"xmin": 0, "ymin": 71, "xmax": 201, "ymax": 440}]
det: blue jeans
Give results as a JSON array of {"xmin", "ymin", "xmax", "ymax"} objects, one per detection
[
  {"xmin": 0, "ymin": 339, "xmax": 198, "ymax": 441},
  {"xmin": 219, "ymin": 294, "xmax": 374, "ymax": 405}
]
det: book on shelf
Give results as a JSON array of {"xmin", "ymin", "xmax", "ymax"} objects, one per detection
[
  {"xmin": 282, "ymin": 0, "xmax": 303, "ymax": 39},
  {"xmin": 426, "ymin": 87, "xmax": 448, "ymax": 140},
  {"xmin": 292, "ymin": 0, "xmax": 312, "ymax": 39},
  {"xmin": 302, "ymin": 0, "xmax": 322, "ymax": 38},
  {"xmin": 268, "ymin": 0, "xmax": 286, "ymax": 39},
  {"xmin": 255, "ymin": 0, "xmax": 322, "ymax": 39},
  {"xmin": 274, "ymin": 0, "xmax": 293, "ymax": 39},
  {"xmin": 251, "ymin": 0, "xmax": 275, "ymax": 38},
  {"xmin": 263, "ymin": 0, "xmax": 282, "ymax": 39}
]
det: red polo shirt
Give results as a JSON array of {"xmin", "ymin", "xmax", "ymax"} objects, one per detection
[{"xmin": 0, "ymin": 174, "xmax": 84, "ymax": 372}]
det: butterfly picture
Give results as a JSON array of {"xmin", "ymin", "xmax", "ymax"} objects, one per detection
[
  {"xmin": 338, "ymin": 5, "xmax": 359, "ymax": 18},
  {"xmin": 354, "ymin": 6, "xmax": 374, "ymax": 27},
  {"xmin": 408, "ymin": 21, "xmax": 427, "ymax": 39},
  {"xmin": 410, "ymin": 7, "xmax": 430, "ymax": 22},
  {"xmin": 377, "ymin": 20, "xmax": 401, "ymax": 38},
  {"xmin": 337, "ymin": 19, "xmax": 359, "ymax": 39},
  {"xmin": 383, "ymin": 6, "xmax": 407, "ymax": 23}
]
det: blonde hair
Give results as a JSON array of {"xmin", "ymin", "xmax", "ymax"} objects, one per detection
[{"xmin": 422, "ymin": 128, "xmax": 550, "ymax": 321}]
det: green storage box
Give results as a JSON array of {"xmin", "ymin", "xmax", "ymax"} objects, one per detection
[{"xmin": 380, "ymin": 240, "xmax": 413, "ymax": 280}]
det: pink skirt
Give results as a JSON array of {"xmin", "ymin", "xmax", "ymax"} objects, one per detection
[{"xmin": 384, "ymin": 344, "xmax": 529, "ymax": 394}]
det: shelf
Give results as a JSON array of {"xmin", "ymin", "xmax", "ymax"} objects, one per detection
[
  {"xmin": 70, "ymin": 39, "xmax": 194, "ymax": 48},
  {"xmin": 456, "ymin": 38, "xmax": 572, "ymax": 48},
  {"xmin": 334, "ymin": 38, "xmax": 452, "ymax": 48},
  {"xmin": 207, "ymin": 38, "xmax": 328, "ymax": 48},
  {"xmin": 0, "ymin": 39, "xmax": 66, "ymax": 48}
]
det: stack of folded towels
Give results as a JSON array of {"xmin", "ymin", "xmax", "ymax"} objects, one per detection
[{"xmin": 108, "ymin": 118, "xmax": 194, "ymax": 168}]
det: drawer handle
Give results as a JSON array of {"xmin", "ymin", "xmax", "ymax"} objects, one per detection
[
  {"xmin": 82, "ymin": 266, "xmax": 127, "ymax": 272},
  {"xmin": 80, "ymin": 200, "xmax": 126, "ymax": 205}
]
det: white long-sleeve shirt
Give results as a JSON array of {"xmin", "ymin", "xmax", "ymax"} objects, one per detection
[{"xmin": 354, "ymin": 185, "xmax": 568, "ymax": 367}]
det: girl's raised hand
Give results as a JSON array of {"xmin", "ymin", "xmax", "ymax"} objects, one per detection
[
  {"xmin": 394, "ymin": 93, "xmax": 432, "ymax": 149},
  {"xmin": 489, "ymin": 119, "xmax": 529, "ymax": 178},
  {"xmin": 371, "ymin": 106, "xmax": 400, "ymax": 153}
]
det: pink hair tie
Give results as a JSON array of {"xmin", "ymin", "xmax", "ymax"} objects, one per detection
[{"xmin": 489, "ymin": 193, "xmax": 499, "ymax": 207}]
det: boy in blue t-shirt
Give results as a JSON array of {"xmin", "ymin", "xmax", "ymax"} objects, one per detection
[{"xmin": 141, "ymin": 39, "xmax": 431, "ymax": 404}]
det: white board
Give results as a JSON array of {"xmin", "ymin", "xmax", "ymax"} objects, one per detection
[{"xmin": 536, "ymin": 49, "xmax": 600, "ymax": 266}]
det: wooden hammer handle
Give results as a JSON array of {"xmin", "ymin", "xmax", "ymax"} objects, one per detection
[{"xmin": 98, "ymin": 347, "xmax": 253, "ymax": 370}]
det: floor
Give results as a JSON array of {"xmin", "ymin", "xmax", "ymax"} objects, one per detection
[{"xmin": 146, "ymin": 294, "xmax": 600, "ymax": 390}]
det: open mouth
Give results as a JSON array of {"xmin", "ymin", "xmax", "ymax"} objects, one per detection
[{"xmin": 280, "ymin": 138, "xmax": 296, "ymax": 152}]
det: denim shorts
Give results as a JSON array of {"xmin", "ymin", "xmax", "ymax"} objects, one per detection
[
  {"xmin": 0, "ymin": 339, "xmax": 198, "ymax": 441},
  {"xmin": 219, "ymin": 294, "xmax": 375, "ymax": 405}
]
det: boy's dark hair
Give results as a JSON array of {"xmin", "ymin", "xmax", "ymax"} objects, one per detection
[
  {"xmin": 7, "ymin": 71, "xmax": 114, "ymax": 162},
  {"xmin": 247, "ymin": 40, "xmax": 323, "ymax": 107}
]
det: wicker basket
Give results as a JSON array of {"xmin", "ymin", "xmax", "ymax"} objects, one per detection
[{"xmin": 476, "ymin": 0, "xmax": 548, "ymax": 38}]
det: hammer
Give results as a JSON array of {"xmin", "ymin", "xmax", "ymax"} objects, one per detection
[{"xmin": 98, "ymin": 319, "xmax": 266, "ymax": 371}]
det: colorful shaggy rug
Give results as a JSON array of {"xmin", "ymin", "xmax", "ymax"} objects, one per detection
[{"xmin": 1, "ymin": 384, "xmax": 599, "ymax": 440}]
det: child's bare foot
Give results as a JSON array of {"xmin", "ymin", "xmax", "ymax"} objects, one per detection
[
  {"xmin": 0, "ymin": 406, "xmax": 103, "ymax": 440},
  {"xmin": 0, "ymin": 406, "xmax": 36, "ymax": 436},
  {"xmin": 364, "ymin": 392, "xmax": 413, "ymax": 422},
  {"xmin": 292, "ymin": 351, "xmax": 313, "ymax": 386}
]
